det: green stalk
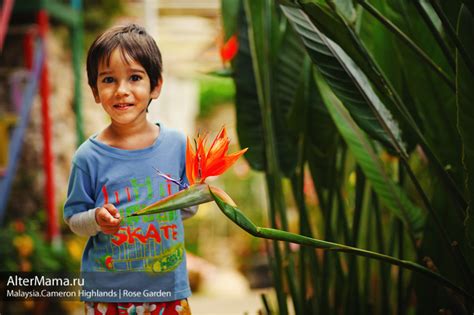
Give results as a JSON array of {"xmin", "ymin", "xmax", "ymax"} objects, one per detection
[
  {"xmin": 261, "ymin": 293, "xmax": 272, "ymax": 315},
  {"xmin": 346, "ymin": 166, "xmax": 365, "ymax": 314},
  {"xmin": 244, "ymin": 0, "xmax": 290, "ymax": 312},
  {"xmin": 291, "ymin": 174, "xmax": 319, "ymax": 315},
  {"xmin": 352, "ymin": 166, "xmax": 365, "ymax": 246},
  {"xmin": 291, "ymin": 129, "xmax": 315, "ymax": 314},
  {"xmin": 210, "ymin": 192, "xmax": 474, "ymax": 302},
  {"xmin": 264, "ymin": 174, "xmax": 289, "ymax": 315},
  {"xmin": 412, "ymin": 0, "xmax": 456, "ymax": 71},
  {"xmin": 355, "ymin": 0, "xmax": 455, "ymax": 90},
  {"xmin": 362, "ymin": 199, "xmax": 374, "ymax": 314},
  {"xmin": 401, "ymin": 159, "xmax": 474, "ymax": 289},
  {"xmin": 308, "ymin": 161, "xmax": 326, "ymax": 306},
  {"xmin": 428, "ymin": 0, "xmax": 474, "ymax": 75},
  {"xmin": 333, "ymin": 145, "xmax": 349, "ymax": 313},
  {"xmin": 337, "ymin": 189, "xmax": 350, "ymax": 244},
  {"xmin": 397, "ymin": 160, "xmax": 406, "ymax": 315},
  {"xmin": 293, "ymin": 65, "xmax": 321, "ymax": 315},
  {"xmin": 320, "ymin": 146, "xmax": 340, "ymax": 314},
  {"xmin": 336, "ymin": 190, "xmax": 349, "ymax": 312},
  {"xmin": 397, "ymin": 218, "xmax": 405, "ymax": 315},
  {"xmin": 372, "ymin": 191, "xmax": 390, "ymax": 314}
]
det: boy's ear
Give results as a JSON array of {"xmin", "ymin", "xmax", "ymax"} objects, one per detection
[
  {"xmin": 92, "ymin": 87, "xmax": 101, "ymax": 103},
  {"xmin": 150, "ymin": 79, "xmax": 163, "ymax": 99}
]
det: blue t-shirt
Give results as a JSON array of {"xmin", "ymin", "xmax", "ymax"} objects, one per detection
[{"xmin": 64, "ymin": 124, "xmax": 192, "ymax": 302}]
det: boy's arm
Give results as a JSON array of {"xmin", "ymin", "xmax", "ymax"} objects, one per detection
[
  {"xmin": 66, "ymin": 204, "xmax": 121, "ymax": 236},
  {"xmin": 65, "ymin": 209, "xmax": 101, "ymax": 236}
]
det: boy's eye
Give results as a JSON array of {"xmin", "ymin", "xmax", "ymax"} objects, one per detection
[
  {"xmin": 130, "ymin": 74, "xmax": 142, "ymax": 81},
  {"xmin": 102, "ymin": 77, "xmax": 114, "ymax": 83}
]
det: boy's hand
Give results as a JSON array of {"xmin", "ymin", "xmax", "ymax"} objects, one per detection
[{"xmin": 95, "ymin": 204, "xmax": 121, "ymax": 234}]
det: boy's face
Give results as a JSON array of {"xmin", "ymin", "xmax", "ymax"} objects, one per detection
[{"xmin": 92, "ymin": 48, "xmax": 162, "ymax": 126}]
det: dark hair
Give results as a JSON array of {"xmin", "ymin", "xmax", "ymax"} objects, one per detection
[{"xmin": 86, "ymin": 24, "xmax": 162, "ymax": 91}]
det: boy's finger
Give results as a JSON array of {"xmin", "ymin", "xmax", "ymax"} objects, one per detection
[
  {"xmin": 100, "ymin": 215, "xmax": 120, "ymax": 226},
  {"xmin": 109, "ymin": 217, "xmax": 120, "ymax": 225},
  {"xmin": 101, "ymin": 220, "xmax": 120, "ymax": 227},
  {"xmin": 104, "ymin": 204, "xmax": 121, "ymax": 219},
  {"xmin": 96, "ymin": 211, "xmax": 119, "ymax": 226}
]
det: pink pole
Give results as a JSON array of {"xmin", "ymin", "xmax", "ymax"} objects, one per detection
[
  {"xmin": 0, "ymin": 0, "xmax": 14, "ymax": 51},
  {"xmin": 37, "ymin": 10, "xmax": 58, "ymax": 243}
]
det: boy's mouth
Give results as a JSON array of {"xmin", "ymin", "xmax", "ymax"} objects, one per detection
[{"xmin": 114, "ymin": 103, "xmax": 134, "ymax": 109}]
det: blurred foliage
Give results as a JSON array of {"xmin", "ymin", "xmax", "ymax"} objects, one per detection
[
  {"xmin": 198, "ymin": 75, "xmax": 235, "ymax": 118},
  {"xmin": 83, "ymin": 0, "xmax": 125, "ymax": 48},
  {"xmin": 0, "ymin": 212, "xmax": 81, "ymax": 272}
]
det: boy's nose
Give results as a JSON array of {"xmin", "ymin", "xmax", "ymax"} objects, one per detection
[{"xmin": 115, "ymin": 81, "xmax": 130, "ymax": 97}]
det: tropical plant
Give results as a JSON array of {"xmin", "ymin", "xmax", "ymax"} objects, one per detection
[{"xmin": 217, "ymin": 0, "xmax": 474, "ymax": 314}]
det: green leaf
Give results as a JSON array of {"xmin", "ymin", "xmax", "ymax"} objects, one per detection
[
  {"xmin": 273, "ymin": 20, "xmax": 308, "ymax": 175},
  {"xmin": 288, "ymin": 61, "xmax": 339, "ymax": 189},
  {"xmin": 234, "ymin": 4, "xmax": 265, "ymax": 171},
  {"xmin": 315, "ymin": 71, "xmax": 425, "ymax": 237},
  {"xmin": 281, "ymin": 5, "xmax": 408, "ymax": 156},
  {"xmin": 234, "ymin": 1, "xmax": 306, "ymax": 176},
  {"xmin": 363, "ymin": 0, "xmax": 464, "ymax": 184},
  {"xmin": 334, "ymin": 0, "xmax": 357, "ymax": 24},
  {"xmin": 456, "ymin": 5, "xmax": 474, "ymax": 245},
  {"xmin": 221, "ymin": 0, "xmax": 241, "ymax": 40}
]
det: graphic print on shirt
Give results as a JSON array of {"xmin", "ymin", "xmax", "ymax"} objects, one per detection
[{"xmin": 92, "ymin": 174, "xmax": 184, "ymax": 273}]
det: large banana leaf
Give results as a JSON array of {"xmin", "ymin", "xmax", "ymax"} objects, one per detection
[
  {"xmin": 292, "ymin": 0, "xmax": 467, "ymax": 212},
  {"xmin": 287, "ymin": 60, "xmax": 339, "ymax": 190},
  {"xmin": 221, "ymin": 0, "xmax": 241, "ymax": 40},
  {"xmin": 361, "ymin": 0, "xmax": 465, "ymax": 187},
  {"xmin": 234, "ymin": 1, "xmax": 306, "ymax": 176},
  {"xmin": 233, "ymin": 4, "xmax": 265, "ymax": 171},
  {"xmin": 297, "ymin": 0, "xmax": 381, "ymax": 87},
  {"xmin": 296, "ymin": 1, "xmax": 421, "ymax": 153},
  {"xmin": 456, "ymin": 5, "xmax": 474, "ymax": 245},
  {"xmin": 280, "ymin": 4, "xmax": 408, "ymax": 157},
  {"xmin": 315, "ymin": 70, "xmax": 425, "ymax": 237}
]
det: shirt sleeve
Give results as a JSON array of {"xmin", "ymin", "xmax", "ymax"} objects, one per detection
[
  {"xmin": 63, "ymin": 163, "xmax": 96, "ymax": 221},
  {"xmin": 66, "ymin": 208, "xmax": 101, "ymax": 236}
]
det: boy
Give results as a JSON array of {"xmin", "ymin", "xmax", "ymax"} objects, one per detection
[{"xmin": 64, "ymin": 24, "xmax": 194, "ymax": 314}]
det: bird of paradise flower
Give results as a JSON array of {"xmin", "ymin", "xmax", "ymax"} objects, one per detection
[
  {"xmin": 128, "ymin": 127, "xmax": 473, "ymax": 301},
  {"xmin": 130, "ymin": 126, "xmax": 246, "ymax": 216}
]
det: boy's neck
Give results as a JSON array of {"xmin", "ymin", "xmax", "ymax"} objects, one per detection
[{"xmin": 98, "ymin": 120, "xmax": 160, "ymax": 150}]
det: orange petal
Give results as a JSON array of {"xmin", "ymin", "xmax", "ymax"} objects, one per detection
[
  {"xmin": 208, "ymin": 127, "xmax": 226, "ymax": 151},
  {"xmin": 206, "ymin": 127, "xmax": 229, "ymax": 167},
  {"xmin": 195, "ymin": 134, "xmax": 208, "ymax": 183},
  {"xmin": 204, "ymin": 148, "xmax": 248, "ymax": 178},
  {"xmin": 186, "ymin": 137, "xmax": 196, "ymax": 185},
  {"xmin": 220, "ymin": 35, "xmax": 238, "ymax": 63},
  {"xmin": 207, "ymin": 138, "xmax": 230, "ymax": 164}
]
